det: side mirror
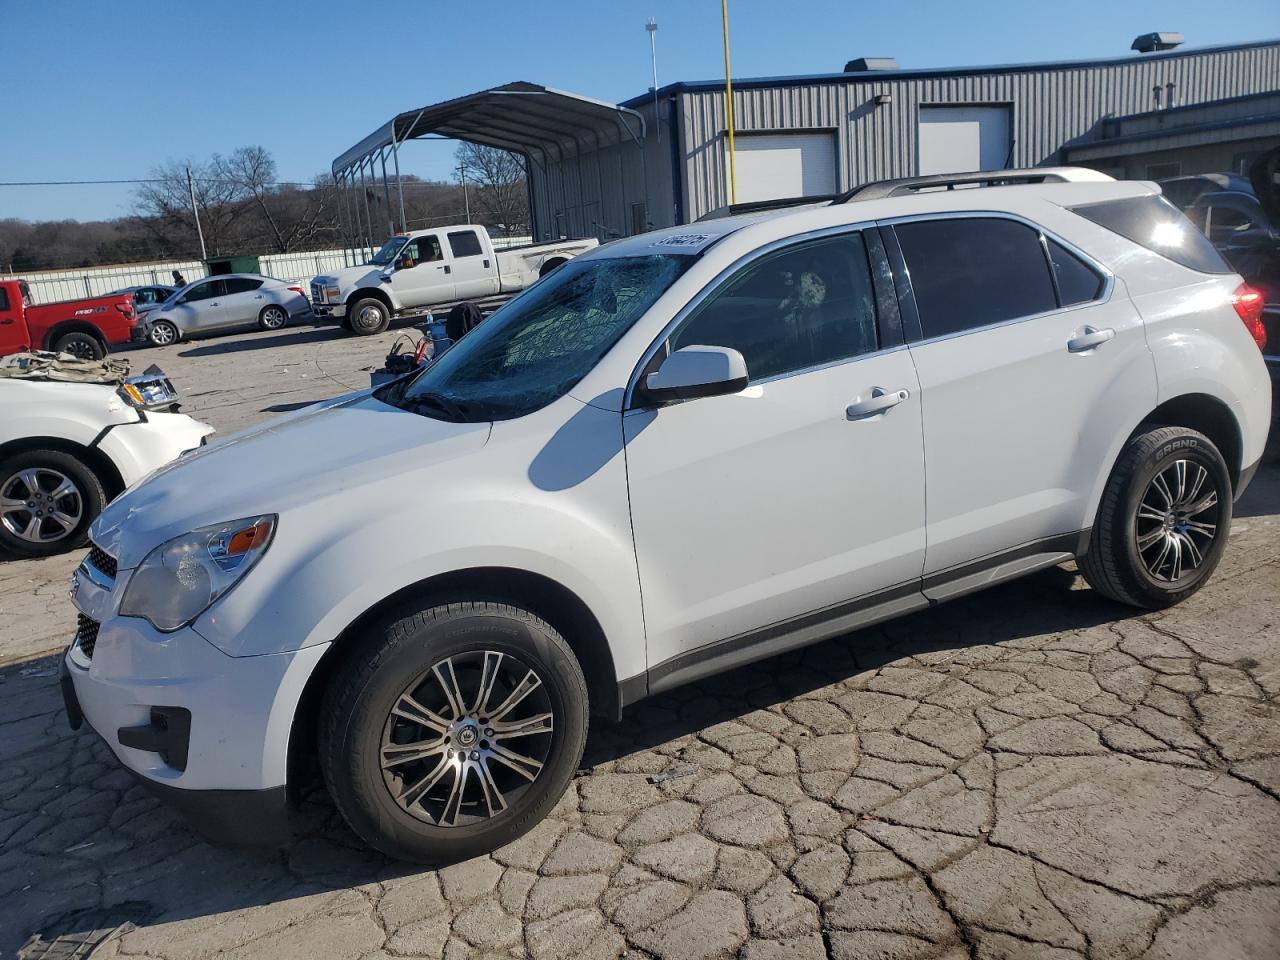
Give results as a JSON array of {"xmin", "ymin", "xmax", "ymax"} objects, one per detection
[{"xmin": 641, "ymin": 345, "xmax": 749, "ymax": 404}]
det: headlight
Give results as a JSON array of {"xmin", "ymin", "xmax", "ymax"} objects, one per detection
[{"xmin": 119, "ymin": 515, "xmax": 276, "ymax": 632}]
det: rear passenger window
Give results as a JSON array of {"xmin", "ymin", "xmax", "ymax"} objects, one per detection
[
  {"xmin": 1046, "ymin": 240, "xmax": 1104, "ymax": 305},
  {"xmin": 0, "ymin": 289, "xmax": 8, "ymax": 311},
  {"xmin": 1070, "ymin": 195, "xmax": 1231, "ymax": 274},
  {"xmin": 448, "ymin": 230, "xmax": 484, "ymax": 258},
  {"xmin": 896, "ymin": 218, "xmax": 1057, "ymax": 338},
  {"xmin": 672, "ymin": 233, "xmax": 879, "ymax": 382},
  {"xmin": 224, "ymin": 278, "xmax": 263, "ymax": 294}
]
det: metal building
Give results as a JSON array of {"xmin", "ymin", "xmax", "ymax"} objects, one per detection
[{"xmin": 332, "ymin": 38, "xmax": 1280, "ymax": 245}]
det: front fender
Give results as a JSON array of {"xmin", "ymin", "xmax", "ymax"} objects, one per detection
[{"xmin": 191, "ymin": 399, "xmax": 647, "ymax": 685}]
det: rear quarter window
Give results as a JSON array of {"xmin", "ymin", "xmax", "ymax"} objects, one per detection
[{"xmin": 1070, "ymin": 195, "xmax": 1231, "ymax": 275}]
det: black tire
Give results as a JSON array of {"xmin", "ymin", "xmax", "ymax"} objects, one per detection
[
  {"xmin": 149, "ymin": 320, "xmax": 179, "ymax": 347},
  {"xmin": 258, "ymin": 304, "xmax": 289, "ymax": 331},
  {"xmin": 348, "ymin": 297, "xmax": 390, "ymax": 336},
  {"xmin": 539, "ymin": 257, "xmax": 568, "ymax": 278},
  {"xmin": 0, "ymin": 448, "xmax": 107, "ymax": 558},
  {"xmin": 1081, "ymin": 426, "xmax": 1232, "ymax": 609},
  {"xmin": 319, "ymin": 600, "xmax": 589, "ymax": 864},
  {"xmin": 52, "ymin": 332, "xmax": 105, "ymax": 361}
]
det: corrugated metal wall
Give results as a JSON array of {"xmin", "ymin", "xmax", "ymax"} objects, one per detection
[
  {"xmin": 676, "ymin": 42, "xmax": 1280, "ymax": 221},
  {"xmin": 527, "ymin": 138, "xmax": 649, "ymax": 243}
]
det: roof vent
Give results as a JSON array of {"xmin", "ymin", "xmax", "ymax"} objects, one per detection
[
  {"xmin": 1131, "ymin": 32, "xmax": 1184, "ymax": 53},
  {"xmin": 844, "ymin": 57, "xmax": 899, "ymax": 72}
]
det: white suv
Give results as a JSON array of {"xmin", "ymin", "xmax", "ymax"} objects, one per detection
[{"xmin": 63, "ymin": 170, "xmax": 1271, "ymax": 862}]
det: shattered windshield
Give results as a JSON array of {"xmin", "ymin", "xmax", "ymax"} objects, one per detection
[{"xmin": 378, "ymin": 254, "xmax": 696, "ymax": 422}]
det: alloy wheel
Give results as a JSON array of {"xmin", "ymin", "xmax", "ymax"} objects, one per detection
[
  {"xmin": 150, "ymin": 322, "xmax": 176, "ymax": 346},
  {"xmin": 262, "ymin": 306, "xmax": 287, "ymax": 329},
  {"xmin": 380, "ymin": 650, "xmax": 554, "ymax": 826},
  {"xmin": 63, "ymin": 340, "xmax": 97, "ymax": 360},
  {"xmin": 0, "ymin": 468, "xmax": 83, "ymax": 543},
  {"xmin": 1134, "ymin": 458, "xmax": 1221, "ymax": 582}
]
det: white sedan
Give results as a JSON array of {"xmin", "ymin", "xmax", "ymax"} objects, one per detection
[{"xmin": 0, "ymin": 372, "xmax": 213, "ymax": 558}]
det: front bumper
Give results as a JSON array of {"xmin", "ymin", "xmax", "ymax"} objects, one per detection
[
  {"xmin": 311, "ymin": 302, "xmax": 347, "ymax": 319},
  {"xmin": 62, "ymin": 610, "xmax": 327, "ymax": 844}
]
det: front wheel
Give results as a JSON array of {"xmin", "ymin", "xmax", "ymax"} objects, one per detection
[
  {"xmin": 348, "ymin": 298, "xmax": 390, "ymax": 336},
  {"xmin": 0, "ymin": 449, "xmax": 107, "ymax": 558},
  {"xmin": 1081, "ymin": 426, "xmax": 1232, "ymax": 609},
  {"xmin": 52, "ymin": 332, "xmax": 105, "ymax": 361},
  {"xmin": 258, "ymin": 305, "xmax": 289, "ymax": 331},
  {"xmin": 319, "ymin": 601, "xmax": 589, "ymax": 863},
  {"xmin": 149, "ymin": 320, "xmax": 179, "ymax": 347}
]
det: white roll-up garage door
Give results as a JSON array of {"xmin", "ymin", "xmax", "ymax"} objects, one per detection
[
  {"xmin": 728, "ymin": 132, "xmax": 837, "ymax": 204},
  {"xmin": 917, "ymin": 106, "xmax": 1011, "ymax": 175}
]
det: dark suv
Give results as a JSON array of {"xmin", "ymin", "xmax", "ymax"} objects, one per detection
[{"xmin": 1162, "ymin": 156, "xmax": 1280, "ymax": 407}]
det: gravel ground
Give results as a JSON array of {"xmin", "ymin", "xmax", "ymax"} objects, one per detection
[{"xmin": 0, "ymin": 323, "xmax": 1277, "ymax": 959}]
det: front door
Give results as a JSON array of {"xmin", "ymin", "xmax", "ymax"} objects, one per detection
[
  {"xmin": 888, "ymin": 215, "xmax": 1156, "ymax": 576},
  {"xmin": 173, "ymin": 278, "xmax": 228, "ymax": 333},
  {"xmin": 389, "ymin": 233, "xmax": 454, "ymax": 309},
  {"xmin": 447, "ymin": 229, "xmax": 500, "ymax": 299},
  {"xmin": 625, "ymin": 230, "xmax": 927, "ymax": 681}
]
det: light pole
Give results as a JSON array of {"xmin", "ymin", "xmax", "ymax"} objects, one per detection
[
  {"xmin": 646, "ymin": 19, "xmax": 660, "ymax": 143},
  {"xmin": 186, "ymin": 165, "xmax": 207, "ymax": 261}
]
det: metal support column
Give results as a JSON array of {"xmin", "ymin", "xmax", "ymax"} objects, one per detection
[{"xmin": 379, "ymin": 149, "xmax": 394, "ymax": 237}]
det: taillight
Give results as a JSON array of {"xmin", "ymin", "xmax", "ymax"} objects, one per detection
[
  {"xmin": 115, "ymin": 302, "xmax": 135, "ymax": 317},
  {"xmin": 1232, "ymin": 283, "xmax": 1266, "ymax": 351},
  {"xmin": 287, "ymin": 285, "xmax": 304, "ymax": 295}
]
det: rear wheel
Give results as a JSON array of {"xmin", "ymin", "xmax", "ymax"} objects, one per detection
[
  {"xmin": 258, "ymin": 305, "xmax": 289, "ymax": 330},
  {"xmin": 348, "ymin": 298, "xmax": 390, "ymax": 336},
  {"xmin": 0, "ymin": 449, "xmax": 106, "ymax": 558},
  {"xmin": 319, "ymin": 600, "xmax": 589, "ymax": 863},
  {"xmin": 52, "ymin": 332, "xmax": 105, "ymax": 361},
  {"xmin": 1081, "ymin": 426, "xmax": 1231, "ymax": 609},
  {"xmin": 149, "ymin": 320, "xmax": 178, "ymax": 347}
]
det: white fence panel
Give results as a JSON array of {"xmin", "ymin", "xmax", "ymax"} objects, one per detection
[{"xmin": 4, "ymin": 237, "xmax": 534, "ymax": 304}]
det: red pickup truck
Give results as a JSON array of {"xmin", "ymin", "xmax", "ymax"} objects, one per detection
[{"xmin": 0, "ymin": 279, "xmax": 146, "ymax": 360}]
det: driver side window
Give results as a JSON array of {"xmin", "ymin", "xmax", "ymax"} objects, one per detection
[
  {"xmin": 402, "ymin": 235, "xmax": 444, "ymax": 267},
  {"xmin": 183, "ymin": 280, "xmax": 223, "ymax": 302},
  {"xmin": 671, "ymin": 232, "xmax": 880, "ymax": 382}
]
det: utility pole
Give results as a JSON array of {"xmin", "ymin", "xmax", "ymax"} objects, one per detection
[
  {"xmin": 186, "ymin": 165, "xmax": 208, "ymax": 260},
  {"xmin": 646, "ymin": 19, "xmax": 661, "ymax": 143},
  {"xmin": 458, "ymin": 164, "xmax": 471, "ymax": 223},
  {"xmin": 721, "ymin": 0, "xmax": 737, "ymax": 205}
]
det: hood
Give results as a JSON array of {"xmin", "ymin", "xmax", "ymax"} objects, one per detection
[
  {"xmin": 321, "ymin": 263, "xmax": 391, "ymax": 290},
  {"xmin": 90, "ymin": 393, "xmax": 490, "ymax": 568}
]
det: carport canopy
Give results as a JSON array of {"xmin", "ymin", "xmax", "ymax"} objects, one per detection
[{"xmin": 332, "ymin": 81, "xmax": 647, "ymax": 242}]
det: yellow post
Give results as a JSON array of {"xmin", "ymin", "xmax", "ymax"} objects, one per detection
[{"xmin": 721, "ymin": 0, "xmax": 737, "ymax": 205}]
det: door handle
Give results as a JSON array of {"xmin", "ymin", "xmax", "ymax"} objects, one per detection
[
  {"xmin": 1067, "ymin": 326, "xmax": 1115, "ymax": 352},
  {"xmin": 442, "ymin": 265, "xmax": 452, "ymax": 274},
  {"xmin": 483, "ymin": 259, "xmax": 490, "ymax": 268},
  {"xmin": 254, "ymin": 294, "xmax": 265, "ymax": 299},
  {"xmin": 209, "ymin": 301, "xmax": 220, "ymax": 306},
  {"xmin": 846, "ymin": 387, "xmax": 909, "ymax": 420},
  {"xmin": 0, "ymin": 318, "xmax": 13, "ymax": 324}
]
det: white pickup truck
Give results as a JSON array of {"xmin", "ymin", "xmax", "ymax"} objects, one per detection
[{"xmin": 310, "ymin": 225, "xmax": 597, "ymax": 335}]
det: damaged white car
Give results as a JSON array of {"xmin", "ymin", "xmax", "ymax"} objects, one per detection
[{"xmin": 0, "ymin": 354, "xmax": 214, "ymax": 558}]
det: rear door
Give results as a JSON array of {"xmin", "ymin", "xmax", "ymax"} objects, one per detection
[
  {"xmin": 218, "ymin": 277, "xmax": 266, "ymax": 327},
  {"xmin": 388, "ymin": 233, "xmax": 455, "ymax": 307},
  {"xmin": 447, "ymin": 229, "xmax": 500, "ymax": 299},
  {"xmin": 886, "ymin": 214, "xmax": 1155, "ymax": 579},
  {"xmin": 0, "ymin": 285, "xmax": 28, "ymax": 353}
]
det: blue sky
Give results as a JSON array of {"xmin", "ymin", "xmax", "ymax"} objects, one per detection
[{"xmin": 3, "ymin": 0, "xmax": 1277, "ymax": 222}]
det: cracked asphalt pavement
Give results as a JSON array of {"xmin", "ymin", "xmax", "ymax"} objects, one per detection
[{"xmin": 1, "ymin": 323, "xmax": 1277, "ymax": 959}]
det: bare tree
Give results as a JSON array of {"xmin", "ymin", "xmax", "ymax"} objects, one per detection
[
  {"xmin": 133, "ymin": 156, "xmax": 249, "ymax": 257},
  {"xmin": 454, "ymin": 142, "xmax": 529, "ymax": 235}
]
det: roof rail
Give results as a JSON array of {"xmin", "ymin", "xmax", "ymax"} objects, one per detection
[
  {"xmin": 697, "ymin": 194, "xmax": 836, "ymax": 221},
  {"xmin": 832, "ymin": 167, "xmax": 1114, "ymax": 204}
]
